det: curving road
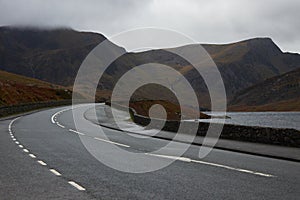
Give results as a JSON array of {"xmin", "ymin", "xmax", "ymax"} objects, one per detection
[{"xmin": 1, "ymin": 104, "xmax": 300, "ymax": 199}]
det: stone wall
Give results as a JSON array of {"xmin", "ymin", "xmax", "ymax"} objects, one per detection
[
  {"xmin": 106, "ymin": 102, "xmax": 300, "ymax": 147},
  {"xmin": 132, "ymin": 107, "xmax": 300, "ymax": 148}
]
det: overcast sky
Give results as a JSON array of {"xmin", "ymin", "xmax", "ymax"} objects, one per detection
[{"xmin": 0, "ymin": 0, "xmax": 299, "ymax": 53}]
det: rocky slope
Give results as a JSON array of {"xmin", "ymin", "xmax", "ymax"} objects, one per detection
[
  {"xmin": 0, "ymin": 26, "xmax": 299, "ymax": 110},
  {"xmin": 229, "ymin": 68, "xmax": 300, "ymax": 111}
]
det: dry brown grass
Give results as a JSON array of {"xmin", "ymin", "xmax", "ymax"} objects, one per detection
[
  {"xmin": 0, "ymin": 70, "xmax": 71, "ymax": 106},
  {"xmin": 129, "ymin": 100, "xmax": 210, "ymax": 120}
]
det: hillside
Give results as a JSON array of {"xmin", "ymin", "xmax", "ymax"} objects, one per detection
[
  {"xmin": 0, "ymin": 70, "xmax": 72, "ymax": 106},
  {"xmin": 102, "ymin": 37, "xmax": 300, "ymax": 109},
  {"xmin": 0, "ymin": 27, "xmax": 300, "ymax": 111},
  {"xmin": 229, "ymin": 68, "xmax": 300, "ymax": 111},
  {"xmin": 0, "ymin": 26, "xmax": 125, "ymax": 86},
  {"xmin": 136, "ymin": 38, "xmax": 300, "ymax": 98}
]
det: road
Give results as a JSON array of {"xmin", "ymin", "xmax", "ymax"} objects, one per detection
[{"xmin": 1, "ymin": 104, "xmax": 300, "ymax": 199}]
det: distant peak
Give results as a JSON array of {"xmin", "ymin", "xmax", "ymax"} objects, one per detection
[
  {"xmin": 243, "ymin": 37, "xmax": 276, "ymax": 46},
  {"xmin": 244, "ymin": 37, "xmax": 273, "ymax": 42},
  {"xmin": 244, "ymin": 37, "xmax": 282, "ymax": 55}
]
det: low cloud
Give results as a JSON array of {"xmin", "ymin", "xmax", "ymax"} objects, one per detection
[{"xmin": 0, "ymin": 0, "xmax": 299, "ymax": 52}]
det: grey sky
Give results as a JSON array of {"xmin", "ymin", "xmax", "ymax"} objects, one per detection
[{"xmin": 0, "ymin": 0, "xmax": 299, "ymax": 53}]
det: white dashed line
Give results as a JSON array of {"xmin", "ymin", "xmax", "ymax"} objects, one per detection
[
  {"xmin": 51, "ymin": 114, "xmax": 56, "ymax": 123},
  {"xmin": 69, "ymin": 129, "xmax": 85, "ymax": 136},
  {"xmin": 94, "ymin": 137, "xmax": 130, "ymax": 148},
  {"xmin": 145, "ymin": 153, "xmax": 275, "ymax": 178},
  {"xmin": 29, "ymin": 154, "xmax": 36, "ymax": 158},
  {"xmin": 8, "ymin": 117, "xmax": 19, "ymax": 132},
  {"xmin": 56, "ymin": 123, "xmax": 65, "ymax": 129},
  {"xmin": 51, "ymin": 107, "xmax": 79, "ymax": 124},
  {"xmin": 145, "ymin": 153, "xmax": 191, "ymax": 162},
  {"xmin": 190, "ymin": 159, "xmax": 275, "ymax": 177},
  {"xmin": 9, "ymin": 112, "xmax": 88, "ymax": 192},
  {"xmin": 37, "ymin": 160, "xmax": 47, "ymax": 166},
  {"xmin": 23, "ymin": 149, "xmax": 29, "ymax": 153},
  {"xmin": 68, "ymin": 181, "xmax": 86, "ymax": 191},
  {"xmin": 50, "ymin": 169, "xmax": 62, "ymax": 176},
  {"xmin": 51, "ymin": 110, "xmax": 64, "ymax": 124}
]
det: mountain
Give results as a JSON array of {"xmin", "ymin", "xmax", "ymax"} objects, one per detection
[
  {"xmin": 134, "ymin": 38, "xmax": 300, "ymax": 96},
  {"xmin": 0, "ymin": 26, "xmax": 299, "ymax": 110},
  {"xmin": 229, "ymin": 68, "xmax": 300, "ymax": 111},
  {"xmin": 106, "ymin": 38, "xmax": 300, "ymax": 108},
  {"xmin": 202, "ymin": 38, "xmax": 300, "ymax": 96},
  {"xmin": 0, "ymin": 26, "xmax": 125, "ymax": 86},
  {"xmin": 0, "ymin": 70, "xmax": 71, "ymax": 106}
]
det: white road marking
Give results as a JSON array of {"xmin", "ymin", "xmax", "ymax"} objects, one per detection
[
  {"xmin": 23, "ymin": 149, "xmax": 29, "ymax": 153},
  {"xmin": 37, "ymin": 160, "xmax": 47, "ymax": 166},
  {"xmin": 145, "ymin": 153, "xmax": 192, "ymax": 162},
  {"xmin": 94, "ymin": 137, "xmax": 130, "ymax": 148},
  {"xmin": 68, "ymin": 181, "xmax": 86, "ymax": 191},
  {"xmin": 145, "ymin": 153, "xmax": 275, "ymax": 178},
  {"xmin": 51, "ymin": 106, "xmax": 84, "ymax": 124},
  {"xmin": 29, "ymin": 154, "xmax": 36, "ymax": 158},
  {"xmin": 56, "ymin": 122, "xmax": 65, "ymax": 129},
  {"xmin": 8, "ymin": 117, "xmax": 19, "ymax": 132},
  {"xmin": 190, "ymin": 159, "xmax": 275, "ymax": 177},
  {"xmin": 51, "ymin": 114, "xmax": 56, "ymax": 123},
  {"xmin": 18, "ymin": 145, "xmax": 23, "ymax": 148},
  {"xmin": 51, "ymin": 108, "xmax": 69, "ymax": 124},
  {"xmin": 50, "ymin": 169, "xmax": 62, "ymax": 176},
  {"xmin": 69, "ymin": 129, "xmax": 85, "ymax": 136}
]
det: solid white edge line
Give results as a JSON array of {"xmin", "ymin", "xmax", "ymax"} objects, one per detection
[
  {"xmin": 37, "ymin": 160, "xmax": 47, "ymax": 166},
  {"xmin": 29, "ymin": 154, "xmax": 36, "ymax": 158},
  {"xmin": 68, "ymin": 181, "xmax": 86, "ymax": 191},
  {"xmin": 50, "ymin": 169, "xmax": 62, "ymax": 176},
  {"xmin": 94, "ymin": 137, "xmax": 130, "ymax": 148}
]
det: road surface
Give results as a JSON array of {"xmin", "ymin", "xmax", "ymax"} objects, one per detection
[{"xmin": 1, "ymin": 104, "xmax": 300, "ymax": 199}]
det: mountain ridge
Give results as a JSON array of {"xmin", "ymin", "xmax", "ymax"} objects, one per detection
[{"xmin": 0, "ymin": 26, "xmax": 299, "ymax": 111}]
